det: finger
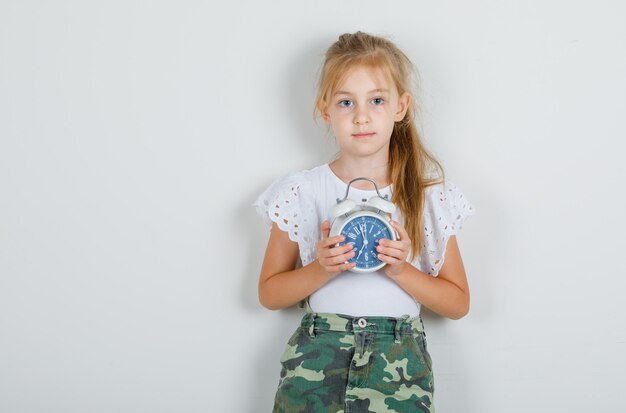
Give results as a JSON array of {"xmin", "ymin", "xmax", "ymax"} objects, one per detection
[
  {"xmin": 319, "ymin": 243, "xmax": 353, "ymax": 260},
  {"xmin": 328, "ymin": 261, "xmax": 356, "ymax": 272},
  {"xmin": 320, "ymin": 220, "xmax": 331, "ymax": 239},
  {"xmin": 377, "ymin": 238, "xmax": 405, "ymax": 251},
  {"xmin": 321, "ymin": 234, "xmax": 346, "ymax": 248},
  {"xmin": 321, "ymin": 248, "xmax": 355, "ymax": 265},
  {"xmin": 325, "ymin": 244, "xmax": 354, "ymax": 259},
  {"xmin": 378, "ymin": 253, "xmax": 402, "ymax": 265},
  {"xmin": 390, "ymin": 220, "xmax": 410, "ymax": 241},
  {"xmin": 376, "ymin": 244, "xmax": 405, "ymax": 260},
  {"xmin": 329, "ymin": 249, "xmax": 356, "ymax": 265},
  {"xmin": 340, "ymin": 262, "xmax": 357, "ymax": 271}
]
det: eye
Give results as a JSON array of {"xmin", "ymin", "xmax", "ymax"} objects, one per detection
[
  {"xmin": 371, "ymin": 97, "xmax": 384, "ymax": 105},
  {"xmin": 338, "ymin": 99, "xmax": 353, "ymax": 108}
]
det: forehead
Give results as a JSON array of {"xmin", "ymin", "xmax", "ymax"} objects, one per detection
[{"xmin": 334, "ymin": 65, "xmax": 395, "ymax": 93}]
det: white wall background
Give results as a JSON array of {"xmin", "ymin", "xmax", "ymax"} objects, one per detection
[{"xmin": 1, "ymin": 1, "xmax": 625, "ymax": 412}]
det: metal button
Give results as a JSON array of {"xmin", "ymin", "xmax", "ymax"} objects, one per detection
[{"xmin": 357, "ymin": 318, "xmax": 367, "ymax": 328}]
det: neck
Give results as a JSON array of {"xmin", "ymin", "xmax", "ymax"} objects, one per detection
[{"xmin": 330, "ymin": 155, "xmax": 391, "ymax": 190}]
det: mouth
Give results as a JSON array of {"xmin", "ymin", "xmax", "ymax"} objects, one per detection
[{"xmin": 352, "ymin": 132, "xmax": 375, "ymax": 138}]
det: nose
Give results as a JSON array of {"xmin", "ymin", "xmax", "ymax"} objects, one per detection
[{"xmin": 353, "ymin": 105, "xmax": 370, "ymax": 125}]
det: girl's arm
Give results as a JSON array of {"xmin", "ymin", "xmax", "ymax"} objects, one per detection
[
  {"xmin": 377, "ymin": 221, "xmax": 470, "ymax": 320},
  {"xmin": 393, "ymin": 236, "xmax": 470, "ymax": 320},
  {"xmin": 258, "ymin": 221, "xmax": 355, "ymax": 310}
]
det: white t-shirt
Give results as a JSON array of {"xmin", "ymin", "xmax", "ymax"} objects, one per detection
[{"xmin": 253, "ymin": 163, "xmax": 475, "ymax": 317}]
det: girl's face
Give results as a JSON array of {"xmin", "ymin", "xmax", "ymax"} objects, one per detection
[{"xmin": 319, "ymin": 65, "xmax": 410, "ymax": 161}]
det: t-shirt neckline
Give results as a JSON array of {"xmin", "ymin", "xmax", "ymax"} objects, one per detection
[{"xmin": 324, "ymin": 163, "xmax": 392, "ymax": 193}]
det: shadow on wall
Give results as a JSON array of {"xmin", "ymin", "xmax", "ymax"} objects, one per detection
[{"xmin": 236, "ymin": 189, "xmax": 302, "ymax": 411}]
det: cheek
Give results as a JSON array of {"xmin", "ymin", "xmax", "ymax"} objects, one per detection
[
  {"xmin": 329, "ymin": 113, "xmax": 352, "ymax": 128},
  {"xmin": 334, "ymin": 108, "xmax": 351, "ymax": 116},
  {"xmin": 370, "ymin": 107, "xmax": 394, "ymax": 122}
]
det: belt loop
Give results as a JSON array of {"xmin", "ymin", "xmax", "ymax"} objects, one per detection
[
  {"xmin": 395, "ymin": 315, "xmax": 409, "ymax": 343},
  {"xmin": 301, "ymin": 298, "xmax": 316, "ymax": 338},
  {"xmin": 302, "ymin": 297, "xmax": 314, "ymax": 314},
  {"xmin": 308, "ymin": 313, "xmax": 316, "ymax": 338}
]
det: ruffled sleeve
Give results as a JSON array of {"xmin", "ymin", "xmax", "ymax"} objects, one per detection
[
  {"xmin": 252, "ymin": 171, "xmax": 318, "ymax": 265},
  {"xmin": 419, "ymin": 180, "xmax": 475, "ymax": 276}
]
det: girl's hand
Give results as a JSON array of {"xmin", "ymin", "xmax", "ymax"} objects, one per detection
[
  {"xmin": 315, "ymin": 220, "xmax": 356, "ymax": 277},
  {"xmin": 377, "ymin": 220, "xmax": 412, "ymax": 277}
]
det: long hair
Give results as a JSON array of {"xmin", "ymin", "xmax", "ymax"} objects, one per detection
[{"xmin": 315, "ymin": 31, "xmax": 445, "ymax": 260}]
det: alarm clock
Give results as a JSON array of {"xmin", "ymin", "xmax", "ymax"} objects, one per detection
[{"xmin": 329, "ymin": 177, "xmax": 397, "ymax": 273}]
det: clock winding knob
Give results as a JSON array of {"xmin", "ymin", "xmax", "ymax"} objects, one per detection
[
  {"xmin": 368, "ymin": 196, "xmax": 396, "ymax": 214},
  {"xmin": 330, "ymin": 199, "xmax": 357, "ymax": 219}
]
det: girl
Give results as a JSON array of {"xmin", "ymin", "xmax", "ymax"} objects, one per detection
[{"xmin": 254, "ymin": 31, "xmax": 475, "ymax": 413}]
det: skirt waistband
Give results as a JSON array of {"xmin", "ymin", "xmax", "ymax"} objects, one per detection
[{"xmin": 299, "ymin": 311, "xmax": 425, "ymax": 335}]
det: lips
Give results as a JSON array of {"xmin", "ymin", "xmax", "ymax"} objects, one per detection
[{"xmin": 352, "ymin": 132, "xmax": 375, "ymax": 138}]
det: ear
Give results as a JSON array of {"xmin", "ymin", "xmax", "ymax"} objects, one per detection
[
  {"xmin": 317, "ymin": 101, "xmax": 331, "ymax": 124},
  {"xmin": 394, "ymin": 92, "xmax": 411, "ymax": 122}
]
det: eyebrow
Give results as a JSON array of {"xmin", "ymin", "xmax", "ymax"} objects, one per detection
[{"xmin": 333, "ymin": 88, "xmax": 390, "ymax": 96}]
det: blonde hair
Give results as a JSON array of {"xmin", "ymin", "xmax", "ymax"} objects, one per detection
[{"xmin": 315, "ymin": 31, "xmax": 445, "ymax": 260}]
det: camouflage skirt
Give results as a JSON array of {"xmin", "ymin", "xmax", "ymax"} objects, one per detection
[{"xmin": 273, "ymin": 311, "xmax": 435, "ymax": 413}]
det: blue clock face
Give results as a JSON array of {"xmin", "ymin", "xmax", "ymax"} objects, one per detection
[{"xmin": 339, "ymin": 215, "xmax": 393, "ymax": 270}]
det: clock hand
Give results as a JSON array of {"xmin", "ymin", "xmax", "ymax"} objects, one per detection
[
  {"xmin": 361, "ymin": 223, "xmax": 368, "ymax": 246},
  {"xmin": 356, "ymin": 223, "xmax": 369, "ymax": 262},
  {"xmin": 356, "ymin": 242, "xmax": 365, "ymax": 260}
]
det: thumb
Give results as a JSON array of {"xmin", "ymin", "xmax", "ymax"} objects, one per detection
[{"xmin": 320, "ymin": 220, "xmax": 331, "ymax": 239}]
